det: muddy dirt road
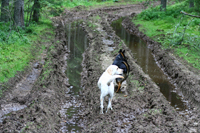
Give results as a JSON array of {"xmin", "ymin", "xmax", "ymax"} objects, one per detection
[{"xmin": 0, "ymin": 3, "xmax": 200, "ymax": 133}]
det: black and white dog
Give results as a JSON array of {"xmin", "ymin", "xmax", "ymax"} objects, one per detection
[{"xmin": 112, "ymin": 49, "xmax": 130, "ymax": 92}]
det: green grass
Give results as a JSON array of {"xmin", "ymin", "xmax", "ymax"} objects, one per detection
[
  {"xmin": 58, "ymin": 0, "xmax": 144, "ymax": 10},
  {"xmin": 0, "ymin": 16, "xmax": 53, "ymax": 83},
  {"xmin": 0, "ymin": 0, "xmax": 147, "ymax": 83},
  {"xmin": 133, "ymin": 1, "xmax": 200, "ymax": 70},
  {"xmin": 0, "ymin": 22, "xmax": 31, "ymax": 83},
  {"xmin": 176, "ymin": 47, "xmax": 200, "ymax": 68},
  {"xmin": 63, "ymin": 0, "xmax": 114, "ymax": 9},
  {"xmin": 0, "ymin": 43, "xmax": 31, "ymax": 82}
]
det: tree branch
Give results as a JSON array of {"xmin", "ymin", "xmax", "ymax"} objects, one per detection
[
  {"xmin": 180, "ymin": 11, "xmax": 200, "ymax": 18},
  {"xmin": 180, "ymin": 18, "xmax": 194, "ymax": 45}
]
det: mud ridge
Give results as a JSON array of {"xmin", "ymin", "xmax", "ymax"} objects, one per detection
[
  {"xmin": 0, "ymin": 23, "xmax": 71, "ymax": 132},
  {"xmin": 0, "ymin": 4, "xmax": 143, "ymax": 132},
  {"xmin": 0, "ymin": 4, "xmax": 199, "ymax": 132},
  {"xmin": 79, "ymin": 12, "xmax": 194, "ymax": 132}
]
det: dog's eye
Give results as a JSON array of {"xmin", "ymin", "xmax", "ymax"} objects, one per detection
[{"xmin": 117, "ymin": 68, "xmax": 118, "ymax": 70}]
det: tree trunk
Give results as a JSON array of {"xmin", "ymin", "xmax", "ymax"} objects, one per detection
[
  {"xmin": 14, "ymin": 0, "xmax": 24, "ymax": 27},
  {"xmin": 160, "ymin": 0, "xmax": 166, "ymax": 11},
  {"xmin": 32, "ymin": 0, "xmax": 40, "ymax": 22},
  {"xmin": 1, "ymin": 0, "xmax": 9, "ymax": 22},
  {"xmin": 189, "ymin": 0, "xmax": 194, "ymax": 8},
  {"xmin": 195, "ymin": 0, "xmax": 200, "ymax": 11}
]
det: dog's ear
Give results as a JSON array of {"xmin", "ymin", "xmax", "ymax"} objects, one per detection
[
  {"xmin": 122, "ymin": 50, "xmax": 125, "ymax": 53},
  {"xmin": 119, "ymin": 49, "xmax": 122, "ymax": 53},
  {"xmin": 107, "ymin": 68, "xmax": 113, "ymax": 75}
]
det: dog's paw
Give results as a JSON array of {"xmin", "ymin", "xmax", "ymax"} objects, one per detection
[
  {"xmin": 106, "ymin": 108, "xmax": 113, "ymax": 113},
  {"xmin": 106, "ymin": 109, "xmax": 110, "ymax": 113},
  {"xmin": 100, "ymin": 108, "xmax": 104, "ymax": 114}
]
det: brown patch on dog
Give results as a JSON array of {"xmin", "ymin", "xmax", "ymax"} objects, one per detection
[
  {"xmin": 118, "ymin": 76, "xmax": 124, "ymax": 79},
  {"xmin": 123, "ymin": 61, "xmax": 129, "ymax": 74},
  {"xmin": 120, "ymin": 52, "xmax": 125, "ymax": 58},
  {"xmin": 107, "ymin": 68, "xmax": 113, "ymax": 75}
]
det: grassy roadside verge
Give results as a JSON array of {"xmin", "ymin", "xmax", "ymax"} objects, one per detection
[
  {"xmin": 0, "ymin": 0, "xmax": 143, "ymax": 84},
  {"xmin": 0, "ymin": 18, "xmax": 53, "ymax": 83},
  {"xmin": 133, "ymin": 1, "xmax": 200, "ymax": 69},
  {"xmin": 47, "ymin": 0, "xmax": 141, "ymax": 14}
]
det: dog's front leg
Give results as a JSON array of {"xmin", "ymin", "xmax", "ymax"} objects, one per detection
[{"xmin": 100, "ymin": 95, "xmax": 104, "ymax": 114}]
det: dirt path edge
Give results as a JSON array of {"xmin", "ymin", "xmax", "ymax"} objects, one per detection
[
  {"xmin": 122, "ymin": 16, "xmax": 200, "ymax": 109},
  {"xmin": 79, "ymin": 12, "xmax": 192, "ymax": 132}
]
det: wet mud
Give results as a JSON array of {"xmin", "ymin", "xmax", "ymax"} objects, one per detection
[
  {"xmin": 78, "ymin": 12, "xmax": 199, "ymax": 132},
  {"xmin": 111, "ymin": 18, "xmax": 189, "ymax": 113},
  {"xmin": 0, "ymin": 3, "xmax": 200, "ymax": 133},
  {"xmin": 0, "ymin": 25, "xmax": 70, "ymax": 132},
  {"xmin": 122, "ymin": 17, "xmax": 200, "ymax": 109}
]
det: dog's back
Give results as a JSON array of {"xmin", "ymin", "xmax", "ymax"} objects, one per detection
[
  {"xmin": 98, "ymin": 72, "xmax": 124, "ymax": 90},
  {"xmin": 98, "ymin": 65, "xmax": 124, "ymax": 90},
  {"xmin": 98, "ymin": 65, "xmax": 124, "ymax": 114},
  {"xmin": 112, "ymin": 49, "xmax": 130, "ymax": 92},
  {"xmin": 113, "ymin": 49, "xmax": 130, "ymax": 76}
]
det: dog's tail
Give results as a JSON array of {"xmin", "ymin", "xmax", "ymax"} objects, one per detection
[{"xmin": 107, "ymin": 75, "xmax": 124, "ymax": 86}]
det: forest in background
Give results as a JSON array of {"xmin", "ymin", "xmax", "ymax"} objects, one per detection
[{"xmin": 0, "ymin": 0, "xmax": 199, "ymax": 84}]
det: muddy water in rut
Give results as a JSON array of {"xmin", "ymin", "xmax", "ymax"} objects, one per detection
[
  {"xmin": 111, "ymin": 18, "xmax": 190, "ymax": 114},
  {"xmin": 61, "ymin": 22, "xmax": 89, "ymax": 132},
  {"xmin": 66, "ymin": 22, "xmax": 88, "ymax": 95}
]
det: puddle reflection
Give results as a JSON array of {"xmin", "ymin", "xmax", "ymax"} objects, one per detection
[
  {"xmin": 65, "ymin": 22, "xmax": 88, "ymax": 95},
  {"xmin": 62, "ymin": 21, "xmax": 89, "ymax": 132},
  {"xmin": 111, "ymin": 18, "xmax": 189, "ymax": 112}
]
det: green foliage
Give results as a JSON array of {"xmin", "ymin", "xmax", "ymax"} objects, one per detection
[
  {"xmin": 90, "ymin": 15, "xmax": 101, "ymax": 23},
  {"xmin": 40, "ymin": 60, "xmax": 53, "ymax": 82},
  {"xmin": 88, "ymin": 21, "xmax": 97, "ymax": 28},
  {"xmin": 134, "ymin": 1, "xmax": 200, "ymax": 69},
  {"xmin": 149, "ymin": 108, "xmax": 162, "ymax": 115},
  {"xmin": 0, "ymin": 0, "xmax": 144, "ymax": 89},
  {"xmin": 137, "ymin": 2, "xmax": 188, "ymax": 21},
  {"xmin": 0, "ymin": 16, "xmax": 53, "ymax": 83},
  {"xmin": 94, "ymin": 15, "xmax": 101, "ymax": 21},
  {"xmin": 0, "ymin": 22, "xmax": 32, "ymax": 83},
  {"xmin": 62, "ymin": 0, "xmax": 114, "ymax": 9},
  {"xmin": 130, "ymin": 80, "xmax": 144, "ymax": 93},
  {"xmin": 41, "ymin": 0, "xmax": 64, "ymax": 16}
]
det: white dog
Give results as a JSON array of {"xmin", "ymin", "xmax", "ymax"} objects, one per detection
[{"xmin": 98, "ymin": 65, "xmax": 124, "ymax": 114}]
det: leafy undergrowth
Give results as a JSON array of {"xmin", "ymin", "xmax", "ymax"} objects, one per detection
[
  {"xmin": 0, "ymin": 0, "xmax": 147, "ymax": 84},
  {"xmin": 0, "ymin": 18, "xmax": 52, "ymax": 83},
  {"xmin": 47, "ymin": 0, "xmax": 143, "ymax": 13},
  {"xmin": 45, "ymin": 0, "xmax": 117, "ymax": 13},
  {"xmin": 133, "ymin": 1, "xmax": 200, "ymax": 69},
  {"xmin": 0, "ymin": 23, "xmax": 31, "ymax": 83},
  {"xmin": 63, "ymin": 0, "xmax": 113, "ymax": 8}
]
